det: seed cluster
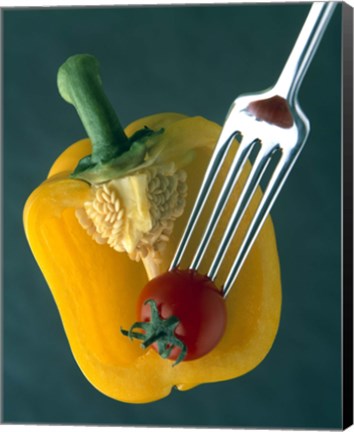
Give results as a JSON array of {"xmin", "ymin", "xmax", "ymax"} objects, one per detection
[
  {"xmin": 75, "ymin": 184, "xmax": 125, "ymax": 250},
  {"xmin": 138, "ymin": 166, "xmax": 187, "ymax": 263},
  {"xmin": 75, "ymin": 164, "xmax": 187, "ymax": 263}
]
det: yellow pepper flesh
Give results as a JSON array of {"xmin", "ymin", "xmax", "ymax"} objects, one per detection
[{"xmin": 24, "ymin": 113, "xmax": 282, "ymax": 403}]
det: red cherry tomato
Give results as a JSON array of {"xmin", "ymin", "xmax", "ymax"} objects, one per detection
[{"xmin": 132, "ymin": 269, "xmax": 227, "ymax": 364}]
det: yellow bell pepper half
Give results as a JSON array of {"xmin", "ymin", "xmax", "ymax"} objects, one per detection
[{"xmin": 23, "ymin": 55, "xmax": 282, "ymax": 404}]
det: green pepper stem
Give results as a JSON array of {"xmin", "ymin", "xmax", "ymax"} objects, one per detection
[{"xmin": 57, "ymin": 54, "xmax": 129, "ymax": 164}]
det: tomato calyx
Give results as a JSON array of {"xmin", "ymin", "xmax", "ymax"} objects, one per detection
[
  {"xmin": 121, "ymin": 268, "xmax": 227, "ymax": 366},
  {"xmin": 121, "ymin": 299, "xmax": 187, "ymax": 366}
]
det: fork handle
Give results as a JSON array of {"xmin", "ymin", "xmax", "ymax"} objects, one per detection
[{"xmin": 275, "ymin": 2, "xmax": 337, "ymax": 102}]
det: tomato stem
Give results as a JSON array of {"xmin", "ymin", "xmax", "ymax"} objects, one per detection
[{"xmin": 121, "ymin": 299, "xmax": 187, "ymax": 366}]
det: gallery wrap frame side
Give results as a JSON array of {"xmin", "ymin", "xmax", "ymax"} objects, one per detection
[{"xmin": 342, "ymin": 2, "xmax": 354, "ymax": 429}]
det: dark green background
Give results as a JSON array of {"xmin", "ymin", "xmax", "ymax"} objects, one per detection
[{"xmin": 3, "ymin": 3, "xmax": 343, "ymax": 428}]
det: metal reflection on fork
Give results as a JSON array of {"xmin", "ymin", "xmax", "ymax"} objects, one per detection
[{"xmin": 170, "ymin": 2, "xmax": 337, "ymax": 297}]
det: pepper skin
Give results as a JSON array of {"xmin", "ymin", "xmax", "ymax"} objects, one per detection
[{"xmin": 24, "ymin": 112, "xmax": 281, "ymax": 404}]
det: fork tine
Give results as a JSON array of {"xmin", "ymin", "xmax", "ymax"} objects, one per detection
[
  {"xmin": 207, "ymin": 142, "xmax": 278, "ymax": 282},
  {"xmin": 222, "ymin": 148, "xmax": 301, "ymax": 297},
  {"xmin": 170, "ymin": 128, "xmax": 241, "ymax": 270},
  {"xmin": 189, "ymin": 136, "xmax": 259, "ymax": 270}
]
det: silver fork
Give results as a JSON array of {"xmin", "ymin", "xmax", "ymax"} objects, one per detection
[{"xmin": 170, "ymin": 2, "xmax": 337, "ymax": 297}]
